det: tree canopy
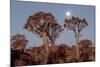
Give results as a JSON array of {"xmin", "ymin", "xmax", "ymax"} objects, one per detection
[{"xmin": 11, "ymin": 33, "xmax": 28, "ymax": 49}]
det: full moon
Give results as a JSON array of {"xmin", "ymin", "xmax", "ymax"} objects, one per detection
[{"xmin": 66, "ymin": 11, "xmax": 71, "ymax": 17}]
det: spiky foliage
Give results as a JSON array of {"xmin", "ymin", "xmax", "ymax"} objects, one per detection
[
  {"xmin": 24, "ymin": 11, "xmax": 55, "ymax": 37},
  {"xmin": 64, "ymin": 16, "xmax": 88, "ymax": 37}
]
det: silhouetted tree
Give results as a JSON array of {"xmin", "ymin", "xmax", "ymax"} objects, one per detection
[
  {"xmin": 64, "ymin": 16, "xmax": 88, "ymax": 60},
  {"xmin": 11, "ymin": 33, "xmax": 28, "ymax": 49}
]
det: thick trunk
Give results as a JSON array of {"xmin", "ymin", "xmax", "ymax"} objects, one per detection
[
  {"xmin": 42, "ymin": 32, "xmax": 49, "ymax": 63},
  {"xmin": 41, "ymin": 32, "xmax": 49, "ymax": 55},
  {"xmin": 76, "ymin": 33, "xmax": 80, "ymax": 60}
]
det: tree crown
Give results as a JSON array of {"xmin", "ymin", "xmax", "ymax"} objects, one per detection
[{"xmin": 64, "ymin": 16, "xmax": 88, "ymax": 33}]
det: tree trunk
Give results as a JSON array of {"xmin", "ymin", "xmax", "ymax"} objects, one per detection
[
  {"xmin": 76, "ymin": 32, "xmax": 80, "ymax": 60},
  {"xmin": 51, "ymin": 40, "xmax": 55, "ymax": 52},
  {"xmin": 41, "ymin": 31, "xmax": 49, "ymax": 55}
]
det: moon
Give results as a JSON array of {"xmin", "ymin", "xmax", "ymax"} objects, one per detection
[{"xmin": 66, "ymin": 11, "xmax": 71, "ymax": 17}]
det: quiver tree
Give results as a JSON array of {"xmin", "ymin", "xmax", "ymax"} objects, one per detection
[
  {"xmin": 64, "ymin": 16, "xmax": 88, "ymax": 60},
  {"xmin": 11, "ymin": 33, "xmax": 28, "ymax": 50},
  {"xmin": 24, "ymin": 11, "xmax": 58, "ymax": 55}
]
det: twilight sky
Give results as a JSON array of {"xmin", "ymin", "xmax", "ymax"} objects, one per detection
[{"xmin": 11, "ymin": 0, "xmax": 95, "ymax": 48}]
